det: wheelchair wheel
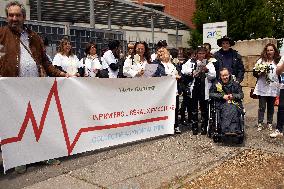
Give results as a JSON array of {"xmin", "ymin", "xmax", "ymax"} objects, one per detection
[
  {"xmin": 207, "ymin": 125, "xmax": 212, "ymax": 138},
  {"xmin": 213, "ymin": 134, "xmax": 221, "ymax": 143},
  {"xmin": 236, "ymin": 135, "xmax": 244, "ymax": 144}
]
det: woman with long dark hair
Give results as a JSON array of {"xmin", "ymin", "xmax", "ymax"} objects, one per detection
[
  {"xmin": 253, "ymin": 43, "xmax": 281, "ymax": 131},
  {"xmin": 123, "ymin": 41, "xmax": 151, "ymax": 77},
  {"xmin": 79, "ymin": 41, "xmax": 102, "ymax": 77}
]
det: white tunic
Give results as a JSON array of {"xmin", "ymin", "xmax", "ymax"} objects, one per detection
[
  {"xmin": 52, "ymin": 53, "xmax": 81, "ymax": 75},
  {"xmin": 102, "ymin": 50, "xmax": 118, "ymax": 78},
  {"xmin": 161, "ymin": 61, "xmax": 177, "ymax": 77},
  {"xmin": 80, "ymin": 55, "xmax": 102, "ymax": 77},
  {"xmin": 151, "ymin": 53, "xmax": 157, "ymax": 62},
  {"xmin": 253, "ymin": 58, "xmax": 280, "ymax": 97},
  {"xmin": 123, "ymin": 55, "xmax": 148, "ymax": 78}
]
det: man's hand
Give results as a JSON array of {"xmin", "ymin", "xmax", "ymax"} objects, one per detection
[
  {"xmin": 223, "ymin": 94, "xmax": 230, "ymax": 101},
  {"xmin": 258, "ymin": 72, "xmax": 266, "ymax": 77},
  {"xmin": 202, "ymin": 66, "xmax": 209, "ymax": 73},
  {"xmin": 176, "ymin": 74, "xmax": 181, "ymax": 80},
  {"xmin": 60, "ymin": 72, "xmax": 70, "ymax": 77},
  {"xmin": 93, "ymin": 68, "xmax": 99, "ymax": 74}
]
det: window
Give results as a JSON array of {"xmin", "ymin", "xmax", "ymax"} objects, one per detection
[
  {"xmin": 143, "ymin": 3, "xmax": 165, "ymax": 12},
  {"xmin": 168, "ymin": 34, "xmax": 182, "ymax": 48}
]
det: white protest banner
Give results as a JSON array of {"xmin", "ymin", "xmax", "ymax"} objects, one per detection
[
  {"xmin": 203, "ymin": 21, "xmax": 227, "ymax": 49},
  {"xmin": 0, "ymin": 77, "xmax": 176, "ymax": 173}
]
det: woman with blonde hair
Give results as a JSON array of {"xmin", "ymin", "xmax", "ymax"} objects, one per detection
[
  {"xmin": 153, "ymin": 48, "xmax": 182, "ymax": 133},
  {"xmin": 52, "ymin": 37, "xmax": 81, "ymax": 77}
]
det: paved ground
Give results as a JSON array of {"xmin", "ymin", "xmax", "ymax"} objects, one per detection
[{"xmin": 0, "ymin": 91, "xmax": 283, "ymax": 189}]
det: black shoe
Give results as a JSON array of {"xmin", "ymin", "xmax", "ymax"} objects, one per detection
[
  {"xmin": 201, "ymin": 129, "xmax": 207, "ymax": 135},
  {"xmin": 179, "ymin": 120, "xmax": 187, "ymax": 126},
  {"xmin": 175, "ymin": 126, "xmax": 182, "ymax": 134},
  {"xmin": 192, "ymin": 129, "xmax": 198, "ymax": 135}
]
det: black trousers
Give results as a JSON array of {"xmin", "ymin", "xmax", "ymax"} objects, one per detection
[
  {"xmin": 258, "ymin": 96, "xmax": 276, "ymax": 124},
  {"xmin": 189, "ymin": 98, "xmax": 208, "ymax": 130},
  {"xmin": 180, "ymin": 94, "xmax": 190, "ymax": 122},
  {"xmin": 175, "ymin": 95, "xmax": 179, "ymax": 128},
  {"xmin": 189, "ymin": 84, "xmax": 208, "ymax": 131},
  {"xmin": 276, "ymin": 89, "xmax": 284, "ymax": 132}
]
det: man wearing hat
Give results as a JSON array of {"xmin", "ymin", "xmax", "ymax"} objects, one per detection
[{"xmin": 214, "ymin": 36, "xmax": 244, "ymax": 83}]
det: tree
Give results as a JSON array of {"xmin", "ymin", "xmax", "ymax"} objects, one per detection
[
  {"xmin": 267, "ymin": 0, "xmax": 284, "ymax": 47},
  {"xmin": 189, "ymin": 0, "xmax": 281, "ymax": 48}
]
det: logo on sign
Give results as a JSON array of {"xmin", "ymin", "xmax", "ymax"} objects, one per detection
[{"xmin": 207, "ymin": 30, "xmax": 222, "ymax": 39}]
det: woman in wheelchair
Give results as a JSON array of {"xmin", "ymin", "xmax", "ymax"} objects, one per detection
[{"xmin": 209, "ymin": 68, "xmax": 244, "ymax": 140}]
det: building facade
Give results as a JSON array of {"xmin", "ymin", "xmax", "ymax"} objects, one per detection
[
  {"xmin": 1, "ymin": 0, "xmax": 195, "ymax": 49},
  {"xmin": 133, "ymin": 0, "xmax": 195, "ymax": 29}
]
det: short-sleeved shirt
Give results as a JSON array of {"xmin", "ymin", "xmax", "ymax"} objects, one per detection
[
  {"xmin": 102, "ymin": 50, "xmax": 118, "ymax": 78},
  {"xmin": 80, "ymin": 55, "xmax": 102, "ymax": 77},
  {"xmin": 52, "ymin": 53, "xmax": 81, "ymax": 75},
  {"xmin": 253, "ymin": 58, "xmax": 280, "ymax": 96},
  {"xmin": 123, "ymin": 56, "xmax": 147, "ymax": 77}
]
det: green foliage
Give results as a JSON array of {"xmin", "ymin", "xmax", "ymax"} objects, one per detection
[
  {"xmin": 267, "ymin": 0, "xmax": 284, "ymax": 38},
  {"xmin": 189, "ymin": 0, "xmax": 283, "ymax": 48},
  {"xmin": 188, "ymin": 29, "xmax": 202, "ymax": 49}
]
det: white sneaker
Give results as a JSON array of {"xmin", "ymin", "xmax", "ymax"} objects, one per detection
[
  {"xmin": 270, "ymin": 129, "xmax": 283, "ymax": 138},
  {"xmin": 257, "ymin": 123, "xmax": 263, "ymax": 131},
  {"xmin": 267, "ymin": 124, "xmax": 273, "ymax": 131}
]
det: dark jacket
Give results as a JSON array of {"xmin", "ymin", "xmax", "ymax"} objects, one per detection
[
  {"xmin": 153, "ymin": 61, "xmax": 182, "ymax": 94},
  {"xmin": 153, "ymin": 61, "xmax": 166, "ymax": 77},
  {"xmin": 214, "ymin": 49, "xmax": 245, "ymax": 83},
  {"xmin": 0, "ymin": 25, "xmax": 62, "ymax": 77},
  {"xmin": 210, "ymin": 78, "xmax": 244, "ymax": 106}
]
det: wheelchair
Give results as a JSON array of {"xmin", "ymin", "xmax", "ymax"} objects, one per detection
[{"xmin": 207, "ymin": 99, "xmax": 245, "ymax": 144}]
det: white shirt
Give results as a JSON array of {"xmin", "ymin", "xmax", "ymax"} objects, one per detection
[
  {"xmin": 19, "ymin": 31, "xmax": 38, "ymax": 77},
  {"xmin": 151, "ymin": 53, "xmax": 157, "ymax": 62},
  {"xmin": 80, "ymin": 55, "xmax": 102, "ymax": 77},
  {"xmin": 52, "ymin": 53, "xmax": 81, "ymax": 75},
  {"xmin": 253, "ymin": 58, "xmax": 280, "ymax": 97},
  {"xmin": 103, "ymin": 50, "xmax": 118, "ymax": 78},
  {"xmin": 123, "ymin": 55, "xmax": 148, "ymax": 77},
  {"xmin": 161, "ymin": 61, "xmax": 177, "ymax": 77},
  {"xmin": 181, "ymin": 58, "xmax": 193, "ymax": 75}
]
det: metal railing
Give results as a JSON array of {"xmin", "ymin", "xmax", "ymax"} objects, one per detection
[{"xmin": 0, "ymin": 17, "xmax": 126, "ymax": 59}]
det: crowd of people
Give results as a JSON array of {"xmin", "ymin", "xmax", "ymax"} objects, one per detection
[{"xmin": 1, "ymin": 1, "xmax": 284, "ymax": 174}]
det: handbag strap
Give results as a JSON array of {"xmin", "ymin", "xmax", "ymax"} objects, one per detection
[
  {"xmin": 19, "ymin": 37, "xmax": 47, "ymax": 77},
  {"xmin": 19, "ymin": 38, "xmax": 34, "ymax": 57}
]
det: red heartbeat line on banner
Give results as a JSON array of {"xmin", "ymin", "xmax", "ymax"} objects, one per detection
[{"xmin": 0, "ymin": 80, "xmax": 168, "ymax": 155}]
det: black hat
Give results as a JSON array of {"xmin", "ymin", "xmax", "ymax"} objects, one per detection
[
  {"xmin": 217, "ymin": 36, "xmax": 235, "ymax": 47},
  {"xmin": 157, "ymin": 40, "xmax": 167, "ymax": 48}
]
